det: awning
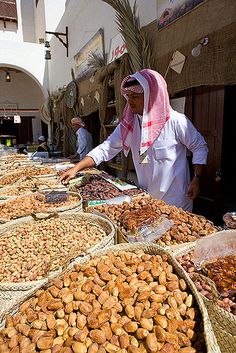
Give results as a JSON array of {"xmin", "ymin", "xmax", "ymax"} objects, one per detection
[{"xmin": 142, "ymin": 0, "xmax": 236, "ymax": 94}]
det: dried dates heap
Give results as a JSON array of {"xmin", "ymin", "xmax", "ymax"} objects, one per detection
[{"xmin": 0, "ymin": 250, "xmax": 206, "ymax": 352}]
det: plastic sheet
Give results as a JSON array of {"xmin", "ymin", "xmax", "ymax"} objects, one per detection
[
  {"xmin": 125, "ymin": 217, "xmax": 174, "ymax": 243},
  {"xmin": 193, "ymin": 230, "xmax": 236, "ymax": 297},
  {"xmin": 193, "ymin": 230, "xmax": 236, "ymax": 268}
]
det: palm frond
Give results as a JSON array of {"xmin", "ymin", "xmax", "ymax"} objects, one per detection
[
  {"xmin": 102, "ymin": 0, "xmax": 152, "ymax": 71},
  {"xmin": 88, "ymin": 52, "xmax": 107, "ymax": 70}
]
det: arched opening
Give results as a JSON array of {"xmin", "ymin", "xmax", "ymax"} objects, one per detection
[{"xmin": 0, "ymin": 65, "xmax": 47, "ymax": 147}]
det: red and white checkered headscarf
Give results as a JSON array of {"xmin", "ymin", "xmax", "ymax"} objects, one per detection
[{"xmin": 120, "ymin": 69, "xmax": 170, "ymax": 156}]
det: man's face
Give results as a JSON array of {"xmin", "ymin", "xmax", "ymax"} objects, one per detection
[{"xmin": 126, "ymin": 92, "xmax": 144, "ymax": 115}]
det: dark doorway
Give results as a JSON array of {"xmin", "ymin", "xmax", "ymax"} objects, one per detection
[
  {"xmin": 220, "ymin": 85, "xmax": 236, "ymax": 217},
  {"xmin": 41, "ymin": 121, "xmax": 48, "ymax": 139},
  {"xmin": 83, "ymin": 111, "xmax": 101, "ymax": 148},
  {"xmin": 173, "ymin": 86, "xmax": 225, "ymax": 225},
  {"xmin": 0, "ymin": 116, "xmax": 33, "ymax": 144}
]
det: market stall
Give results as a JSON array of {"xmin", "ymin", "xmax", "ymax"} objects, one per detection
[{"xmin": 0, "ymin": 152, "xmax": 235, "ymax": 352}]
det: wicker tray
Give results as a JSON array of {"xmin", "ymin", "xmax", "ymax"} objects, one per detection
[{"xmin": 0, "ymin": 191, "xmax": 83, "ymax": 225}]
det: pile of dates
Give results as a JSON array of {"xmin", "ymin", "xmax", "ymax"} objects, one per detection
[
  {"xmin": 88, "ymin": 196, "xmax": 216, "ymax": 246},
  {"xmin": 177, "ymin": 251, "xmax": 236, "ymax": 315},
  {"xmin": 73, "ymin": 175, "xmax": 143, "ymax": 202},
  {"xmin": 0, "ymin": 250, "xmax": 206, "ymax": 352}
]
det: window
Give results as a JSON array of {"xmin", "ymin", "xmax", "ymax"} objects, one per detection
[
  {"xmin": 36, "ymin": 0, "xmax": 39, "ymax": 7},
  {"xmin": 0, "ymin": 0, "xmax": 17, "ymax": 27}
]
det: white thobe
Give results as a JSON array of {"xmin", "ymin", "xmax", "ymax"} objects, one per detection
[
  {"xmin": 76, "ymin": 127, "xmax": 93, "ymax": 160},
  {"xmin": 87, "ymin": 109, "xmax": 208, "ymax": 211}
]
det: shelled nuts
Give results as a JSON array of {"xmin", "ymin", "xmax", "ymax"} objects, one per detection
[
  {"xmin": 0, "ymin": 167, "xmax": 55, "ymax": 186},
  {"xmin": 0, "ymin": 193, "xmax": 80, "ymax": 221},
  {"xmin": 0, "ymin": 178, "xmax": 59, "ymax": 197},
  {"xmin": 0, "ymin": 218, "xmax": 107, "ymax": 282},
  {"xmin": 0, "ymin": 250, "xmax": 206, "ymax": 352}
]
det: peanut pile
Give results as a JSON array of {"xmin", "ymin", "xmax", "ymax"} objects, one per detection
[
  {"xmin": 0, "ymin": 154, "xmax": 28, "ymax": 163},
  {"xmin": 0, "ymin": 178, "xmax": 59, "ymax": 197},
  {"xmin": 88, "ymin": 197, "xmax": 216, "ymax": 246},
  {"xmin": 0, "ymin": 218, "xmax": 107, "ymax": 282},
  {"xmin": 0, "ymin": 193, "xmax": 80, "ymax": 221},
  {"xmin": 0, "ymin": 167, "xmax": 55, "ymax": 186},
  {"xmin": 71, "ymin": 175, "xmax": 143, "ymax": 202},
  {"xmin": 177, "ymin": 251, "xmax": 236, "ymax": 315},
  {"xmin": 0, "ymin": 250, "xmax": 206, "ymax": 352}
]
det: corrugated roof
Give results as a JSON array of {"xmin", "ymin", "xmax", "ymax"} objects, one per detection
[{"xmin": 0, "ymin": 0, "xmax": 17, "ymax": 22}]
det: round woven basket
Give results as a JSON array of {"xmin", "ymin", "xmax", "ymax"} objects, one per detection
[
  {"xmin": 0, "ymin": 170, "xmax": 56, "ymax": 188},
  {"xmin": 0, "ymin": 191, "xmax": 83, "ymax": 225},
  {"xmin": 0, "ymin": 212, "xmax": 115, "ymax": 320},
  {"xmin": 171, "ymin": 238, "xmax": 236, "ymax": 353},
  {"xmin": 1, "ymin": 243, "xmax": 221, "ymax": 352}
]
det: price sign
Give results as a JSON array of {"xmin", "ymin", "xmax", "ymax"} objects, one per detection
[
  {"xmin": 14, "ymin": 115, "xmax": 21, "ymax": 123},
  {"xmin": 108, "ymin": 33, "xmax": 127, "ymax": 64}
]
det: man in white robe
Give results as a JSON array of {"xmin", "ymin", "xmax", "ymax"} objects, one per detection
[{"xmin": 60, "ymin": 70, "xmax": 208, "ymax": 211}]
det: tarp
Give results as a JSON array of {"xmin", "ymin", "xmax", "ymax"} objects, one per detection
[{"xmin": 142, "ymin": 0, "xmax": 236, "ymax": 93}]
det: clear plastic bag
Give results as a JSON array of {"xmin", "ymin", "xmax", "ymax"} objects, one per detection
[
  {"xmin": 193, "ymin": 230, "xmax": 236, "ymax": 297},
  {"xmin": 126, "ymin": 217, "xmax": 174, "ymax": 243},
  {"xmin": 193, "ymin": 230, "xmax": 236, "ymax": 268}
]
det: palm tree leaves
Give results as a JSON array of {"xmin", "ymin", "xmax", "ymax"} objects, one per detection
[{"xmin": 102, "ymin": 0, "xmax": 152, "ymax": 71}]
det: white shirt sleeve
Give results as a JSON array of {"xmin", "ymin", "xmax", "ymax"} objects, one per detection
[
  {"xmin": 87, "ymin": 125, "xmax": 123, "ymax": 166},
  {"xmin": 175, "ymin": 114, "xmax": 208, "ymax": 164}
]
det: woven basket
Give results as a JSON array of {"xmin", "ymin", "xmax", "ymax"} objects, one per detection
[
  {"xmin": 0, "ymin": 191, "xmax": 83, "ymax": 225},
  {"xmin": 171, "ymin": 239, "xmax": 236, "ymax": 353},
  {"xmin": 0, "ymin": 175, "xmax": 67, "ymax": 200},
  {"xmin": 1, "ymin": 243, "xmax": 220, "ymax": 352},
  {"xmin": 0, "ymin": 212, "xmax": 115, "ymax": 320}
]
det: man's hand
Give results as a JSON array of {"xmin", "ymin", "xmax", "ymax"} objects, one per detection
[
  {"xmin": 187, "ymin": 176, "xmax": 200, "ymax": 200},
  {"xmin": 59, "ymin": 156, "xmax": 96, "ymax": 184},
  {"xmin": 59, "ymin": 166, "xmax": 78, "ymax": 184}
]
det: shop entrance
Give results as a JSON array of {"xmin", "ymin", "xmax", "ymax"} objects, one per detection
[
  {"xmin": 220, "ymin": 85, "xmax": 236, "ymax": 217},
  {"xmin": 183, "ymin": 85, "xmax": 235, "ymax": 225},
  {"xmin": 0, "ymin": 116, "xmax": 33, "ymax": 144}
]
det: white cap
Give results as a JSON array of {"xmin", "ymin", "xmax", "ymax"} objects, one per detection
[{"xmin": 38, "ymin": 135, "xmax": 45, "ymax": 142}]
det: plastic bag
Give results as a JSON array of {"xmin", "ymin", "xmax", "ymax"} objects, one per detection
[
  {"xmin": 126, "ymin": 217, "xmax": 174, "ymax": 243},
  {"xmin": 193, "ymin": 230, "xmax": 236, "ymax": 268},
  {"xmin": 44, "ymin": 191, "xmax": 69, "ymax": 204},
  {"xmin": 193, "ymin": 230, "xmax": 236, "ymax": 297}
]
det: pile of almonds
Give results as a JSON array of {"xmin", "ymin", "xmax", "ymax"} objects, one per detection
[
  {"xmin": 177, "ymin": 251, "xmax": 236, "ymax": 315},
  {"xmin": 0, "ymin": 178, "xmax": 59, "ymax": 197},
  {"xmin": 0, "ymin": 167, "xmax": 55, "ymax": 186},
  {"xmin": 88, "ymin": 196, "xmax": 216, "ymax": 246},
  {"xmin": 0, "ymin": 193, "xmax": 80, "ymax": 221},
  {"xmin": 71, "ymin": 175, "xmax": 143, "ymax": 202},
  {"xmin": 0, "ymin": 154, "xmax": 28, "ymax": 163},
  {"xmin": 0, "ymin": 217, "xmax": 107, "ymax": 282},
  {"xmin": 0, "ymin": 250, "xmax": 206, "ymax": 352}
]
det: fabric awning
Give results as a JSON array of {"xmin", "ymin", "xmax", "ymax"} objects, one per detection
[{"xmin": 142, "ymin": 0, "xmax": 236, "ymax": 94}]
